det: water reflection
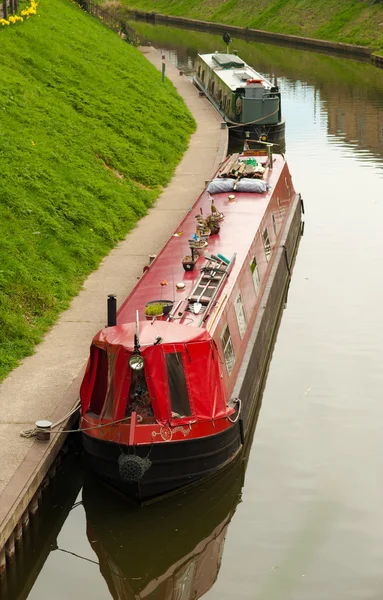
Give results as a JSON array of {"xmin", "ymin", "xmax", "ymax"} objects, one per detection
[
  {"xmin": 0, "ymin": 459, "xmax": 83, "ymax": 600},
  {"xmin": 83, "ymin": 460, "xmax": 244, "ymax": 600},
  {"xmin": 129, "ymin": 21, "xmax": 383, "ymax": 163},
  {"xmin": 0, "ymin": 453, "xmax": 245, "ymax": 600}
]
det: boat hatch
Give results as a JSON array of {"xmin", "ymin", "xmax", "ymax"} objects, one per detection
[
  {"xmin": 236, "ymin": 71, "xmax": 255, "ymax": 82},
  {"xmin": 212, "ymin": 53, "xmax": 245, "ymax": 69}
]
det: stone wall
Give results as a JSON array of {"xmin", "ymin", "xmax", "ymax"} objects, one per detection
[{"xmin": 131, "ymin": 11, "xmax": 374, "ymax": 60}]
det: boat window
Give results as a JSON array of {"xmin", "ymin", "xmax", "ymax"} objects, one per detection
[
  {"xmin": 277, "ymin": 196, "xmax": 282, "ymax": 217},
  {"xmin": 211, "ymin": 80, "xmax": 215, "ymax": 96},
  {"xmin": 234, "ymin": 293, "xmax": 247, "ymax": 338},
  {"xmin": 166, "ymin": 353, "xmax": 192, "ymax": 418},
  {"xmin": 221, "ymin": 324, "xmax": 235, "ymax": 376},
  {"xmin": 100, "ymin": 353, "xmax": 116, "ymax": 419},
  {"xmin": 272, "ymin": 214, "xmax": 277, "ymax": 236},
  {"xmin": 285, "ymin": 177, "xmax": 290, "ymax": 195},
  {"xmin": 262, "ymin": 228, "xmax": 271, "ymax": 262},
  {"xmin": 250, "ymin": 256, "xmax": 260, "ymax": 293},
  {"xmin": 197, "ymin": 65, "xmax": 201, "ymax": 78},
  {"xmin": 201, "ymin": 70, "xmax": 205, "ymax": 83},
  {"xmin": 88, "ymin": 348, "xmax": 108, "ymax": 416}
]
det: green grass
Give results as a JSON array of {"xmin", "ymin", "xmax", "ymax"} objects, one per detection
[
  {"xmin": 0, "ymin": 0, "xmax": 195, "ymax": 380},
  {"xmin": 116, "ymin": 0, "xmax": 383, "ymax": 53}
]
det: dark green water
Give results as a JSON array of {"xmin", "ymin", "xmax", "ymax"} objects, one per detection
[{"xmin": 6, "ymin": 23, "xmax": 383, "ymax": 600}]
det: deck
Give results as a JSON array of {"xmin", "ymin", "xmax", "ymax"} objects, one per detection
[{"xmin": 117, "ymin": 153, "xmax": 286, "ymax": 333}]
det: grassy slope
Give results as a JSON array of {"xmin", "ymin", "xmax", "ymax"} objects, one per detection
[
  {"xmin": 0, "ymin": 0, "xmax": 195, "ymax": 380},
  {"xmin": 119, "ymin": 0, "xmax": 383, "ymax": 53}
]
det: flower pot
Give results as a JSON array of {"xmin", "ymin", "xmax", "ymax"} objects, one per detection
[
  {"xmin": 189, "ymin": 239, "xmax": 208, "ymax": 250},
  {"xmin": 182, "ymin": 255, "xmax": 197, "ymax": 272},
  {"xmin": 145, "ymin": 300, "xmax": 174, "ymax": 318}
]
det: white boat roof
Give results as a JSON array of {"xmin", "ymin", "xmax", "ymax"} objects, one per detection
[{"xmin": 198, "ymin": 53, "xmax": 273, "ymax": 91}]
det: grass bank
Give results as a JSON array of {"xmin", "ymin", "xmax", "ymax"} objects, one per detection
[
  {"xmin": 0, "ymin": 0, "xmax": 195, "ymax": 381},
  {"xmin": 116, "ymin": 0, "xmax": 383, "ymax": 53}
]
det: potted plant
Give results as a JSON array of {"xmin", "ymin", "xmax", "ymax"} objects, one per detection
[
  {"xmin": 189, "ymin": 237, "xmax": 208, "ymax": 250},
  {"xmin": 206, "ymin": 215, "xmax": 220, "ymax": 235},
  {"xmin": 210, "ymin": 198, "xmax": 224, "ymax": 223},
  {"xmin": 144, "ymin": 300, "xmax": 174, "ymax": 319},
  {"xmin": 182, "ymin": 254, "xmax": 198, "ymax": 272}
]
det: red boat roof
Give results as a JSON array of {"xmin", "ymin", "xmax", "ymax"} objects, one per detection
[
  {"xmin": 117, "ymin": 153, "xmax": 286, "ymax": 332},
  {"xmin": 93, "ymin": 320, "xmax": 210, "ymax": 349}
]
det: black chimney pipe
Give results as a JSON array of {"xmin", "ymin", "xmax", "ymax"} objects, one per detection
[{"xmin": 107, "ymin": 294, "xmax": 117, "ymax": 327}]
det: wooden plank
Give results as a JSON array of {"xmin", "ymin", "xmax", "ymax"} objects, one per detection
[{"xmin": 219, "ymin": 153, "xmax": 239, "ymax": 177}]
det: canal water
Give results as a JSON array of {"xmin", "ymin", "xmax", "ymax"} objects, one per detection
[{"xmin": 6, "ymin": 23, "xmax": 383, "ymax": 600}]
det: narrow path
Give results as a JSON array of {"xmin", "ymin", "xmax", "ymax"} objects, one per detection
[{"xmin": 0, "ymin": 46, "xmax": 228, "ymax": 549}]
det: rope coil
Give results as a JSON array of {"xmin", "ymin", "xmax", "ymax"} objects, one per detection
[{"xmin": 20, "ymin": 401, "xmax": 81, "ymax": 438}]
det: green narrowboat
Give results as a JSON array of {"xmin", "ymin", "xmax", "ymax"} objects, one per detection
[{"xmin": 194, "ymin": 52, "xmax": 285, "ymax": 142}]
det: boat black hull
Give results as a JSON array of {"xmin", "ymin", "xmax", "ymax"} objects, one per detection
[
  {"xmin": 82, "ymin": 422, "xmax": 242, "ymax": 503},
  {"xmin": 228, "ymin": 119, "xmax": 286, "ymax": 147}
]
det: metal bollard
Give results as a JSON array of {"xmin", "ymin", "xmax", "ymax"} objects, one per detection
[{"xmin": 35, "ymin": 420, "xmax": 52, "ymax": 442}]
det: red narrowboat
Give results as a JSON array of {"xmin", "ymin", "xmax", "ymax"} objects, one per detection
[{"xmin": 80, "ymin": 144, "xmax": 303, "ymax": 503}]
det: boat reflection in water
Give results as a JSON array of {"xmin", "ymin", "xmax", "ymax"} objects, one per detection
[
  {"xmin": 82, "ymin": 264, "xmax": 288, "ymax": 599},
  {"xmin": 83, "ymin": 453, "xmax": 246, "ymax": 600}
]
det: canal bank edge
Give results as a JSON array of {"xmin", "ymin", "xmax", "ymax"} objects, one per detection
[
  {"xmin": 130, "ymin": 11, "xmax": 383, "ymax": 67},
  {"xmin": 0, "ymin": 47, "xmax": 228, "ymax": 568}
]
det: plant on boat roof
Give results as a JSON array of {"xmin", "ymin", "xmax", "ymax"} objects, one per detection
[{"xmin": 144, "ymin": 303, "xmax": 165, "ymax": 316}]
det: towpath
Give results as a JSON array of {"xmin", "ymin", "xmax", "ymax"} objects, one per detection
[{"xmin": 0, "ymin": 46, "xmax": 228, "ymax": 552}]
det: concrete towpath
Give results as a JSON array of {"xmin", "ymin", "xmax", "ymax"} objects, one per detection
[{"xmin": 0, "ymin": 46, "xmax": 228, "ymax": 553}]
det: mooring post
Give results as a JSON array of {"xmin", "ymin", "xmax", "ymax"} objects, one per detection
[
  {"xmin": 30, "ymin": 493, "xmax": 39, "ymax": 516},
  {"xmin": 161, "ymin": 54, "xmax": 165, "ymax": 83},
  {"xmin": 5, "ymin": 534, "xmax": 15, "ymax": 560},
  {"xmin": 0, "ymin": 547, "xmax": 6, "ymax": 577},
  {"xmin": 21, "ymin": 509, "xmax": 29, "ymax": 531},
  {"xmin": 48, "ymin": 463, "xmax": 56, "ymax": 480},
  {"xmin": 35, "ymin": 420, "xmax": 52, "ymax": 441},
  {"xmin": 14, "ymin": 522, "xmax": 23, "ymax": 545}
]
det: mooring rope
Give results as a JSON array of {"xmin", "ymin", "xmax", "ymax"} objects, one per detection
[
  {"xmin": 19, "ymin": 401, "xmax": 81, "ymax": 438},
  {"xmin": 226, "ymin": 104, "xmax": 280, "ymax": 130},
  {"xmin": 19, "ymin": 411, "xmax": 137, "ymax": 438}
]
